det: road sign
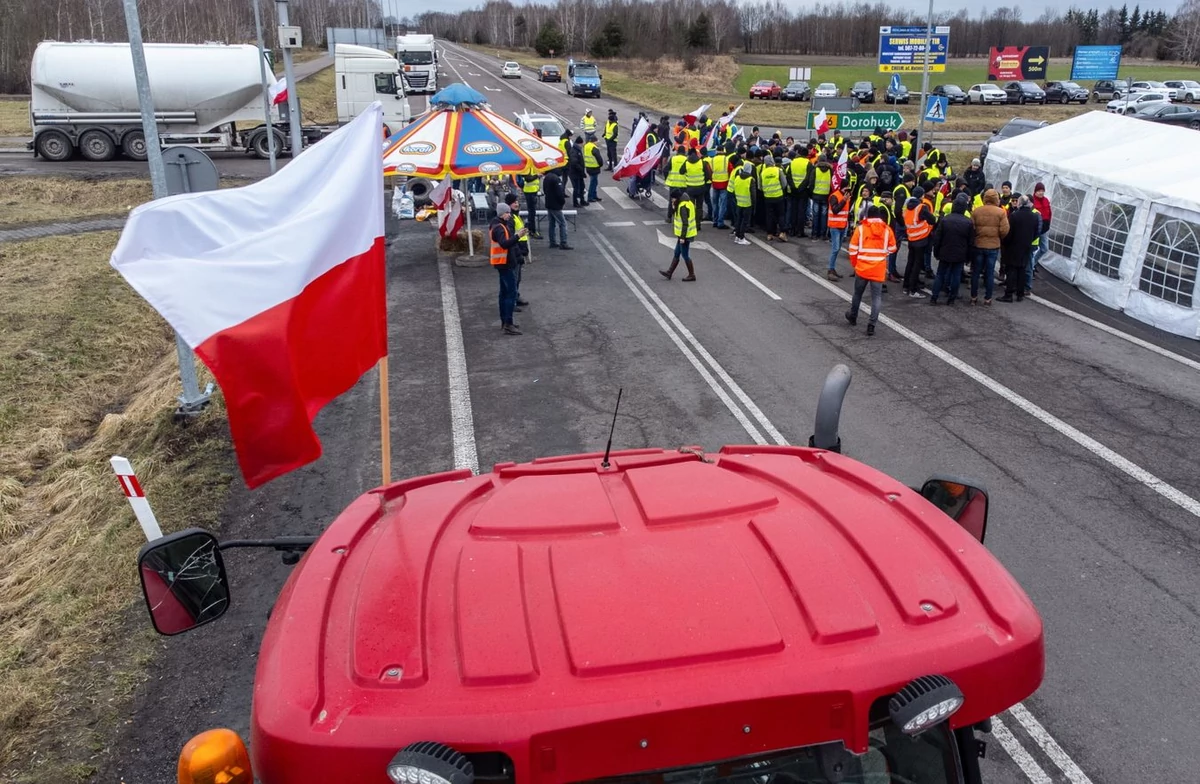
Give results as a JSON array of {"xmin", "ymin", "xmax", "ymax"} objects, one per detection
[
  {"xmin": 988, "ymin": 46, "xmax": 1050, "ymax": 81},
  {"xmin": 806, "ymin": 111, "xmax": 903, "ymax": 132},
  {"xmin": 879, "ymin": 25, "xmax": 949, "ymax": 73},
  {"xmin": 890, "ymin": 74, "xmax": 901, "ymax": 92},
  {"xmin": 924, "ymin": 95, "xmax": 948, "ymax": 124},
  {"xmin": 1071, "ymin": 45, "xmax": 1122, "ymax": 80},
  {"xmin": 789, "ymin": 67, "xmax": 812, "ymax": 81}
]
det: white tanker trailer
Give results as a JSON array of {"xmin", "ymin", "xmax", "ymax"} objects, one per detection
[{"xmin": 28, "ymin": 41, "xmax": 411, "ymax": 162}]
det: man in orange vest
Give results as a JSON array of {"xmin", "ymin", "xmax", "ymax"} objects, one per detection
[
  {"xmin": 845, "ymin": 205, "xmax": 897, "ymax": 337},
  {"xmin": 901, "ymin": 187, "xmax": 937, "ymax": 297},
  {"xmin": 489, "ymin": 203, "xmax": 527, "ymax": 336},
  {"xmin": 826, "ymin": 184, "xmax": 851, "ymax": 281}
]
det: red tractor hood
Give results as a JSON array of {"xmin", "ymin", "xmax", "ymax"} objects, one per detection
[{"xmin": 251, "ymin": 446, "xmax": 1043, "ymax": 783}]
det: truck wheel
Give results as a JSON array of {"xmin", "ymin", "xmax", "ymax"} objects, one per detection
[
  {"xmin": 252, "ymin": 130, "xmax": 286, "ymax": 159},
  {"xmin": 121, "ymin": 131, "xmax": 148, "ymax": 161},
  {"xmin": 79, "ymin": 130, "xmax": 117, "ymax": 162},
  {"xmin": 35, "ymin": 130, "xmax": 74, "ymax": 162}
]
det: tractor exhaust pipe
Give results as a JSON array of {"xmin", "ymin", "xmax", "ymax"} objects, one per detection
[{"xmin": 809, "ymin": 364, "xmax": 851, "ymax": 453}]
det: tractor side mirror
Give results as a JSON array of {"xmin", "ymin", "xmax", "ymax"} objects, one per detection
[
  {"xmin": 920, "ymin": 477, "xmax": 989, "ymax": 543},
  {"xmin": 137, "ymin": 528, "xmax": 230, "ymax": 635}
]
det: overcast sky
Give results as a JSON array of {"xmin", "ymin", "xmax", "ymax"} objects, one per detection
[{"xmin": 408, "ymin": 0, "xmax": 1182, "ymax": 17}]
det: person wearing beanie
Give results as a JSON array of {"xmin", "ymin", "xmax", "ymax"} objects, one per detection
[
  {"xmin": 729, "ymin": 161, "xmax": 755, "ymax": 245},
  {"xmin": 489, "ymin": 202, "xmax": 526, "ymax": 335},
  {"xmin": 929, "ymin": 195, "xmax": 975, "ymax": 305},
  {"xmin": 1000, "ymin": 194, "xmax": 1040, "ymax": 302},
  {"xmin": 998, "ymin": 181, "xmax": 1015, "ymax": 212},
  {"xmin": 662, "ymin": 191, "xmax": 698, "ymax": 281},
  {"xmin": 568, "ymin": 136, "xmax": 587, "ymax": 208},
  {"xmin": 965, "ymin": 157, "xmax": 986, "ymax": 198},
  {"xmin": 759, "ymin": 153, "xmax": 788, "ymax": 241},
  {"xmin": 902, "ymin": 188, "xmax": 937, "ymax": 296},
  {"xmin": 603, "ymin": 109, "xmax": 620, "ymax": 171},
  {"xmin": 502, "ymin": 193, "xmax": 531, "ymax": 312},
  {"xmin": 1030, "ymin": 181, "xmax": 1053, "ymax": 293},
  {"xmin": 971, "ymin": 188, "xmax": 1009, "ymax": 304},
  {"xmin": 846, "ymin": 205, "xmax": 897, "ymax": 337}
]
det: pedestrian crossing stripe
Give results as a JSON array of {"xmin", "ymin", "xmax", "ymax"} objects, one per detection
[{"xmin": 925, "ymin": 96, "xmax": 947, "ymax": 123}]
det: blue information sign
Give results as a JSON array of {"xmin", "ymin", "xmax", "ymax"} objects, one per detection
[
  {"xmin": 879, "ymin": 25, "xmax": 950, "ymax": 73},
  {"xmin": 1071, "ymin": 45, "xmax": 1122, "ymax": 80}
]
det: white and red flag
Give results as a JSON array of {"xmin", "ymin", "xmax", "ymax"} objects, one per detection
[
  {"xmin": 111, "ymin": 104, "xmax": 388, "ymax": 489},
  {"xmin": 613, "ymin": 140, "xmax": 666, "ymax": 181},
  {"xmin": 814, "ymin": 108, "xmax": 830, "ymax": 135},
  {"xmin": 683, "ymin": 103, "xmax": 711, "ymax": 124},
  {"xmin": 268, "ymin": 77, "xmax": 288, "ymax": 105},
  {"xmin": 428, "ymin": 174, "xmax": 465, "ymax": 239},
  {"xmin": 832, "ymin": 144, "xmax": 849, "ymax": 190},
  {"xmin": 612, "ymin": 117, "xmax": 651, "ymax": 179}
]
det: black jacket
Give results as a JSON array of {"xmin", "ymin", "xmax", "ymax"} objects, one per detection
[
  {"xmin": 964, "ymin": 166, "xmax": 986, "ymax": 197},
  {"xmin": 567, "ymin": 144, "xmax": 585, "ymax": 175},
  {"xmin": 932, "ymin": 211, "xmax": 975, "ymax": 264},
  {"xmin": 543, "ymin": 171, "xmax": 567, "ymax": 210},
  {"xmin": 489, "ymin": 218, "xmax": 522, "ymax": 269},
  {"xmin": 1004, "ymin": 206, "xmax": 1041, "ymax": 263}
]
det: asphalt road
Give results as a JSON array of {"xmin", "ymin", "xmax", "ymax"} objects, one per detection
[{"xmin": 94, "ymin": 42, "xmax": 1200, "ymax": 784}]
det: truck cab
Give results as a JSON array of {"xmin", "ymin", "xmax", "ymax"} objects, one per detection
[
  {"xmin": 396, "ymin": 33, "xmax": 438, "ymax": 94},
  {"xmin": 334, "ymin": 44, "xmax": 411, "ymax": 135},
  {"xmin": 136, "ymin": 368, "xmax": 1043, "ymax": 784},
  {"xmin": 566, "ymin": 60, "xmax": 602, "ymax": 98}
]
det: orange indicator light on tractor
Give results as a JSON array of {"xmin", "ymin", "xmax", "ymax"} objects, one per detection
[{"xmin": 177, "ymin": 728, "xmax": 253, "ymax": 784}]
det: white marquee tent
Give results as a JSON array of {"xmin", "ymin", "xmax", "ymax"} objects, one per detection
[{"xmin": 984, "ymin": 110, "xmax": 1200, "ymax": 339}]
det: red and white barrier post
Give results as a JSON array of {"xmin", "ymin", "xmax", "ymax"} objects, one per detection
[{"xmin": 110, "ymin": 455, "xmax": 163, "ymax": 541}]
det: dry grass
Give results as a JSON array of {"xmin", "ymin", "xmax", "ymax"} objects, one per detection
[
  {"xmin": 286, "ymin": 46, "xmax": 330, "ymax": 66},
  {"xmin": 296, "ymin": 64, "xmax": 337, "ymax": 125},
  {"xmin": 0, "ymin": 99, "xmax": 29, "ymax": 137},
  {"xmin": 0, "ymin": 232, "xmax": 233, "ymax": 782},
  {"xmin": 0, "ymin": 177, "xmax": 152, "ymax": 227}
]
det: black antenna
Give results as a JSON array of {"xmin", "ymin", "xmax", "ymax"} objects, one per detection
[{"xmin": 600, "ymin": 388, "xmax": 623, "ymax": 469}]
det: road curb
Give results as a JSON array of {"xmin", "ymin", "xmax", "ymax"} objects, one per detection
[{"xmin": 0, "ymin": 216, "xmax": 126, "ymax": 243}]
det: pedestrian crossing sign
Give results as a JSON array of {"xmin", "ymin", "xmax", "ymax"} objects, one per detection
[{"xmin": 925, "ymin": 95, "xmax": 948, "ymax": 123}]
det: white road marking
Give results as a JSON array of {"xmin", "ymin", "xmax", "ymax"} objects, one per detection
[
  {"xmin": 602, "ymin": 186, "xmax": 641, "ymax": 209},
  {"xmin": 604, "ymin": 221, "xmax": 636, "ymax": 227},
  {"xmin": 643, "ymin": 220, "xmax": 663, "ymax": 226},
  {"xmin": 438, "ymin": 260, "xmax": 480, "ymax": 474},
  {"xmin": 991, "ymin": 717, "xmax": 1053, "ymax": 784},
  {"xmin": 468, "ymin": 71, "xmax": 481, "ymax": 76},
  {"xmin": 655, "ymin": 229, "xmax": 780, "ymax": 301},
  {"xmin": 484, "ymin": 86, "xmax": 501, "ymax": 92},
  {"xmin": 747, "ymin": 234, "xmax": 1200, "ymax": 520},
  {"xmin": 591, "ymin": 231, "xmax": 787, "ymax": 444},
  {"xmin": 1010, "ymin": 703, "xmax": 1095, "ymax": 784},
  {"xmin": 440, "ymin": 54, "xmax": 472, "ymax": 89},
  {"xmin": 649, "ymin": 190, "xmax": 668, "ymax": 208},
  {"xmin": 1029, "ymin": 292, "xmax": 1200, "ymax": 373},
  {"xmin": 586, "ymin": 231, "xmax": 768, "ymax": 444}
]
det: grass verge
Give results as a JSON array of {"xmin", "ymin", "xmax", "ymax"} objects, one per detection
[
  {"xmin": 0, "ymin": 178, "xmax": 153, "ymax": 228},
  {"xmin": 0, "ymin": 232, "xmax": 234, "ymax": 782},
  {"xmin": 296, "ymin": 64, "xmax": 336, "ymax": 125},
  {"xmin": 0, "ymin": 99, "xmax": 29, "ymax": 137}
]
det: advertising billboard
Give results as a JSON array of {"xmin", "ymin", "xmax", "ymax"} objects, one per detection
[
  {"xmin": 987, "ymin": 46, "xmax": 1050, "ymax": 81},
  {"xmin": 878, "ymin": 26, "xmax": 950, "ymax": 73},
  {"xmin": 1071, "ymin": 45, "xmax": 1122, "ymax": 80}
]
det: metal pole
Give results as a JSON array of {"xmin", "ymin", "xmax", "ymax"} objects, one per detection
[
  {"xmin": 275, "ymin": 0, "xmax": 304, "ymax": 156},
  {"xmin": 916, "ymin": 0, "xmax": 934, "ymax": 156},
  {"xmin": 120, "ymin": 0, "xmax": 211, "ymax": 415},
  {"xmin": 253, "ymin": 0, "xmax": 278, "ymax": 173}
]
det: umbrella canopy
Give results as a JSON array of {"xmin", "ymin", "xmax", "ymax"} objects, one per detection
[
  {"xmin": 383, "ymin": 89, "xmax": 565, "ymax": 179},
  {"xmin": 430, "ymin": 83, "xmax": 487, "ymax": 107}
]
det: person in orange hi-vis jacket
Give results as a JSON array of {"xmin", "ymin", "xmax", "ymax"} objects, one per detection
[{"xmin": 845, "ymin": 205, "xmax": 898, "ymax": 337}]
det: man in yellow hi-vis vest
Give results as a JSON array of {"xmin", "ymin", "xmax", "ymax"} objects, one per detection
[
  {"xmin": 603, "ymin": 110, "xmax": 620, "ymax": 171},
  {"xmin": 660, "ymin": 192, "xmax": 698, "ymax": 281}
]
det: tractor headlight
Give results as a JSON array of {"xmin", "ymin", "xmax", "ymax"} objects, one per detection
[
  {"xmin": 388, "ymin": 742, "xmax": 475, "ymax": 784},
  {"xmin": 888, "ymin": 674, "xmax": 965, "ymax": 735}
]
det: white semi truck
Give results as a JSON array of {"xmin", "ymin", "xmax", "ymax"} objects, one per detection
[
  {"xmin": 396, "ymin": 33, "xmax": 437, "ymax": 94},
  {"xmin": 28, "ymin": 41, "xmax": 411, "ymax": 162}
]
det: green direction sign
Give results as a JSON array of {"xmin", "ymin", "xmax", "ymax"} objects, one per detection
[{"xmin": 806, "ymin": 111, "xmax": 903, "ymax": 132}]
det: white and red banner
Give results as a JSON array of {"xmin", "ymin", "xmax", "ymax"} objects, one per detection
[
  {"xmin": 111, "ymin": 104, "xmax": 388, "ymax": 489},
  {"xmin": 832, "ymin": 144, "xmax": 848, "ymax": 191},
  {"xmin": 683, "ymin": 103, "xmax": 711, "ymax": 124},
  {"xmin": 428, "ymin": 173, "xmax": 465, "ymax": 239},
  {"xmin": 613, "ymin": 140, "xmax": 665, "ymax": 181},
  {"xmin": 814, "ymin": 108, "xmax": 830, "ymax": 135},
  {"xmin": 268, "ymin": 77, "xmax": 288, "ymax": 105}
]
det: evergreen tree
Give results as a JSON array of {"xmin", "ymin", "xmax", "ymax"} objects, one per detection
[
  {"xmin": 685, "ymin": 12, "xmax": 713, "ymax": 51},
  {"xmin": 535, "ymin": 20, "xmax": 566, "ymax": 57},
  {"xmin": 1130, "ymin": 5, "xmax": 1141, "ymax": 33},
  {"xmin": 589, "ymin": 19, "xmax": 626, "ymax": 59}
]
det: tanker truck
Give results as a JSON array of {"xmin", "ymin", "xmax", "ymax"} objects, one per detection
[{"xmin": 27, "ymin": 41, "xmax": 412, "ymax": 162}]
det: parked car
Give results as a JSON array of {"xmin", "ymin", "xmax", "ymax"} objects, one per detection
[
  {"xmin": 749, "ymin": 79, "xmax": 781, "ymax": 99},
  {"xmin": 1129, "ymin": 80, "xmax": 1176, "ymax": 100},
  {"xmin": 884, "ymin": 82, "xmax": 910, "ymax": 104},
  {"xmin": 1003, "ymin": 81, "xmax": 1046, "ymax": 104},
  {"xmin": 1092, "ymin": 78, "xmax": 1132, "ymax": 102},
  {"xmin": 513, "ymin": 111, "xmax": 567, "ymax": 140},
  {"xmin": 967, "ymin": 83, "xmax": 1007, "ymax": 105},
  {"xmin": 980, "ymin": 117, "xmax": 1049, "ymax": 162},
  {"xmin": 1164, "ymin": 79, "xmax": 1200, "ymax": 102},
  {"xmin": 538, "ymin": 64, "xmax": 560, "ymax": 82},
  {"xmin": 850, "ymin": 81, "xmax": 876, "ymax": 103},
  {"xmin": 780, "ymin": 80, "xmax": 811, "ymax": 101},
  {"xmin": 813, "ymin": 82, "xmax": 839, "ymax": 98},
  {"xmin": 1043, "ymin": 81, "xmax": 1089, "ymax": 104},
  {"xmin": 501, "ymin": 61, "xmax": 522, "ymax": 79},
  {"xmin": 1107, "ymin": 92, "xmax": 1168, "ymax": 114},
  {"xmin": 1134, "ymin": 102, "xmax": 1200, "ymax": 129},
  {"xmin": 932, "ymin": 84, "xmax": 968, "ymax": 104}
]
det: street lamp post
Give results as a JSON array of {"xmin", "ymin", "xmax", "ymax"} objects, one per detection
[{"xmin": 915, "ymin": 0, "xmax": 935, "ymax": 157}]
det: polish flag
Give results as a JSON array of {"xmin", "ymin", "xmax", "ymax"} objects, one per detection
[
  {"xmin": 614, "ymin": 140, "xmax": 665, "ymax": 181},
  {"xmin": 814, "ymin": 108, "xmax": 830, "ymax": 135},
  {"xmin": 428, "ymin": 174, "xmax": 464, "ymax": 239},
  {"xmin": 612, "ymin": 118, "xmax": 650, "ymax": 179},
  {"xmin": 832, "ymin": 144, "xmax": 849, "ymax": 191},
  {"xmin": 683, "ymin": 103, "xmax": 711, "ymax": 124},
  {"xmin": 268, "ymin": 77, "xmax": 288, "ymax": 105},
  {"xmin": 110, "ymin": 104, "xmax": 388, "ymax": 489}
]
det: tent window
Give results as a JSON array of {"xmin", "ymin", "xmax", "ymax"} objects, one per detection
[
  {"xmin": 1047, "ymin": 184, "xmax": 1084, "ymax": 258},
  {"xmin": 1085, "ymin": 199, "xmax": 1136, "ymax": 280},
  {"xmin": 1140, "ymin": 215, "xmax": 1199, "ymax": 307}
]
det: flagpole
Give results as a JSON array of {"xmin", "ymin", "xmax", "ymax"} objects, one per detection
[{"xmin": 379, "ymin": 356, "xmax": 391, "ymax": 486}]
